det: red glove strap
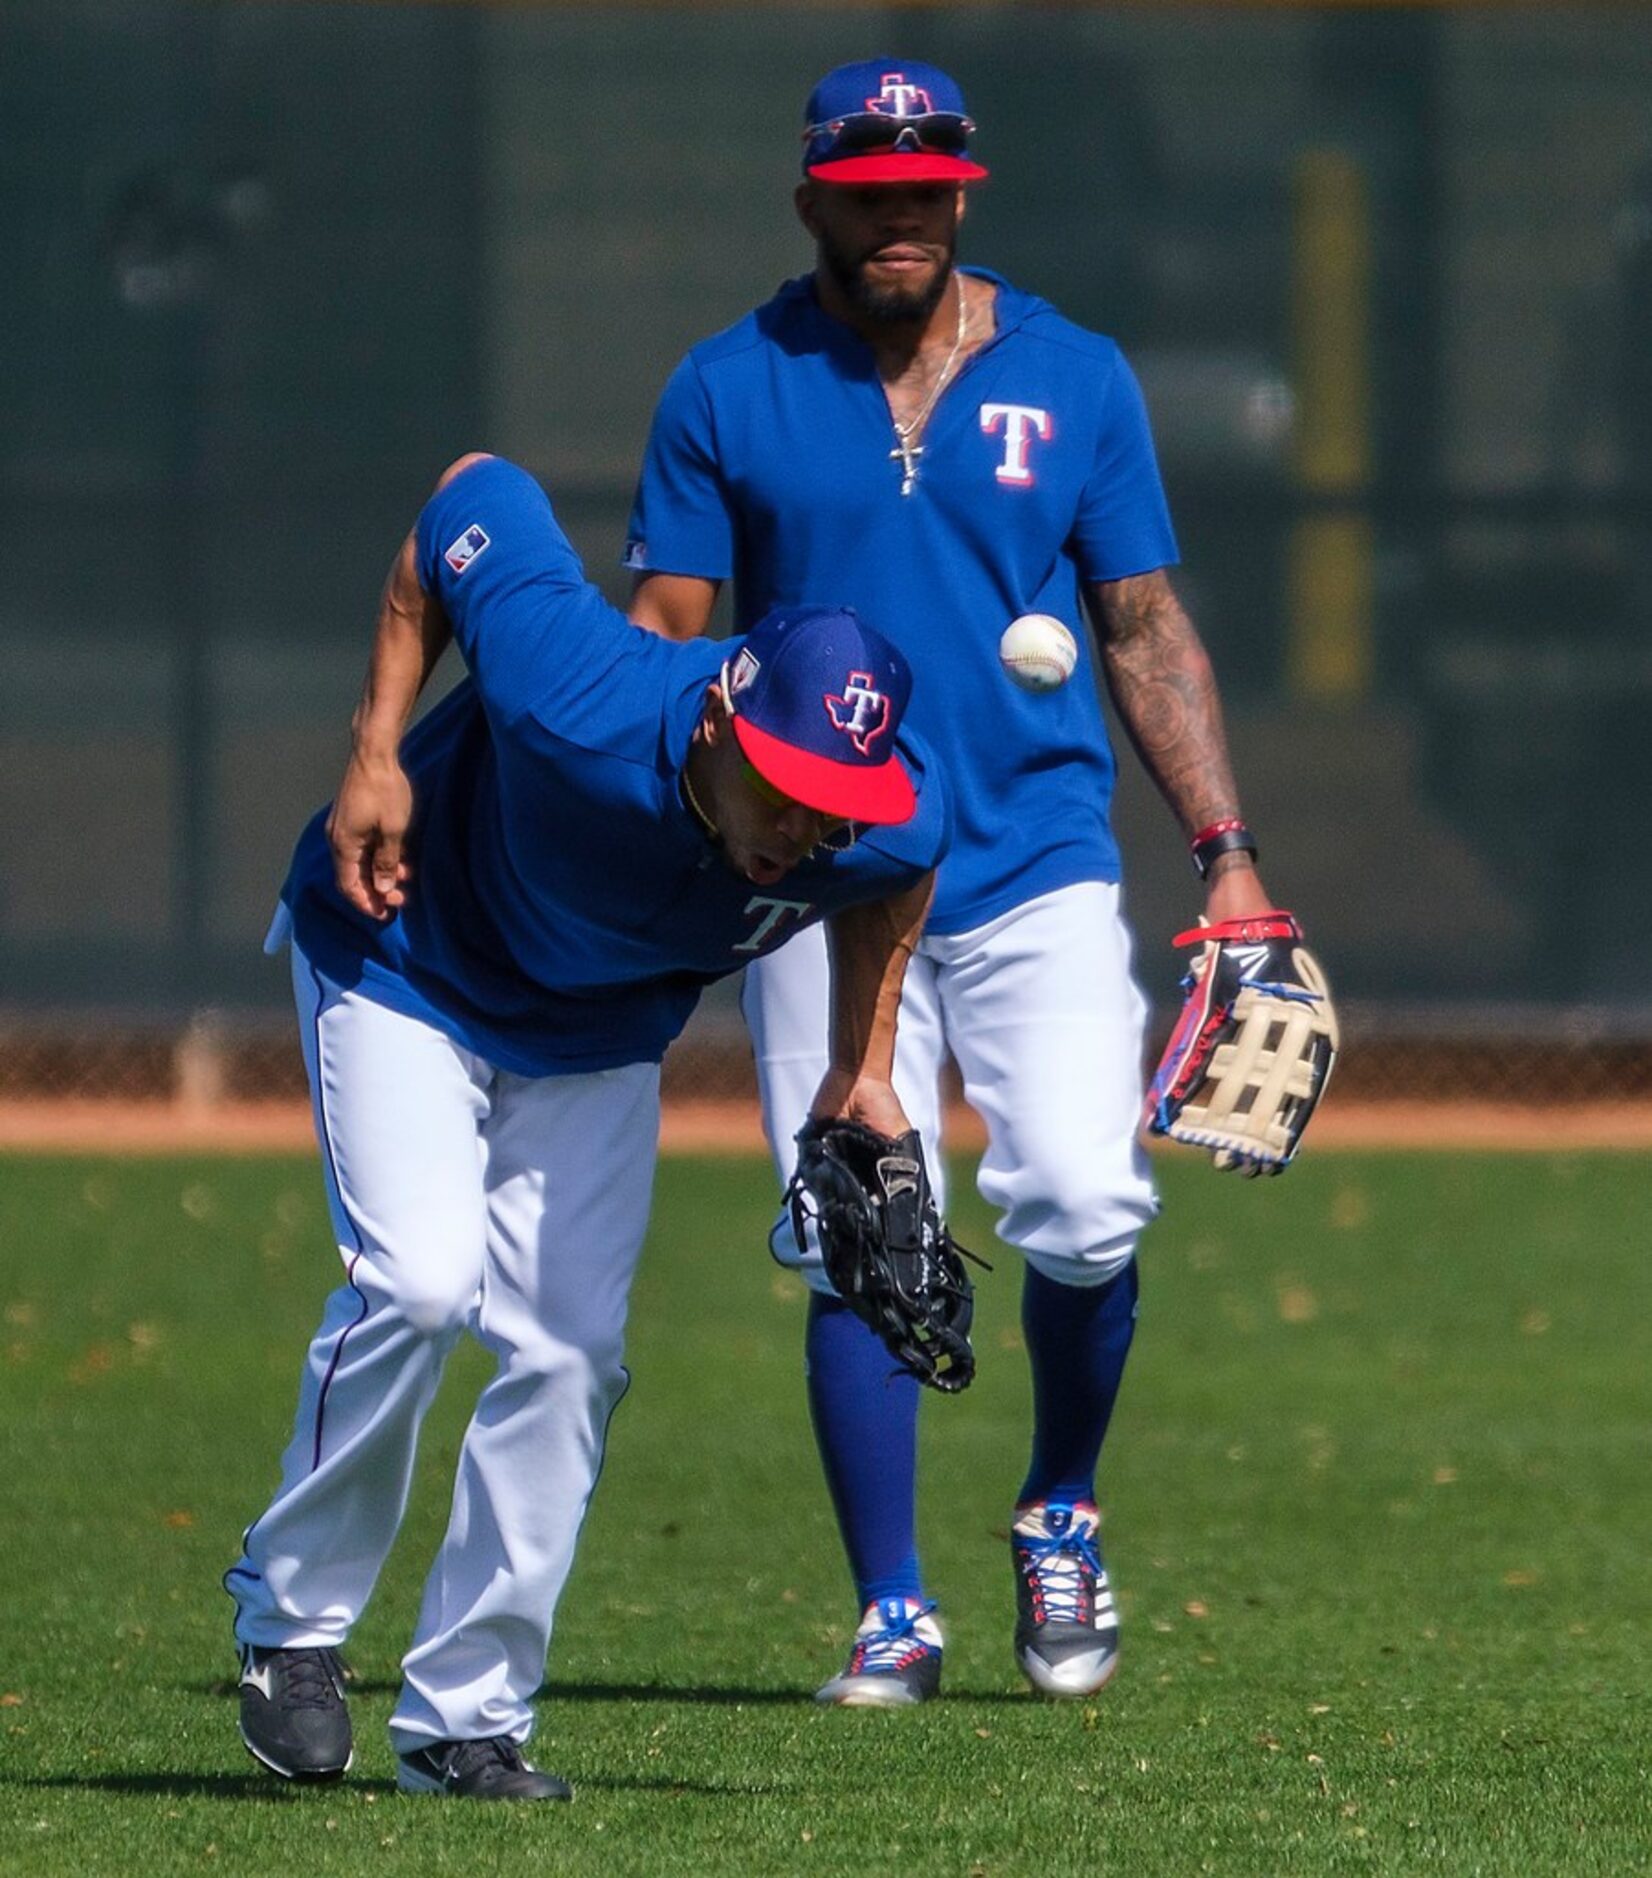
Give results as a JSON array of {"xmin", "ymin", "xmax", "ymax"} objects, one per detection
[{"xmin": 1172, "ymin": 911, "xmax": 1301, "ymax": 948}]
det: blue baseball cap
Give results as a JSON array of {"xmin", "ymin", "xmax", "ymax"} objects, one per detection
[
  {"xmin": 723, "ymin": 604, "xmax": 917, "ymax": 825},
  {"xmin": 802, "ymin": 58, "xmax": 989, "ymax": 186}
]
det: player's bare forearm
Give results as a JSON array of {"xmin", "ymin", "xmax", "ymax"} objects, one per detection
[
  {"xmin": 329, "ymin": 457, "xmax": 485, "ymax": 918},
  {"xmin": 814, "ymin": 871, "xmax": 934, "ymax": 1135},
  {"xmin": 628, "ymin": 572, "xmax": 720, "ymax": 642},
  {"xmin": 349, "ymin": 532, "xmax": 452, "ymax": 760},
  {"xmin": 329, "ymin": 530, "xmax": 447, "ymax": 918},
  {"xmin": 1090, "ymin": 570, "xmax": 1239, "ymax": 834},
  {"xmin": 1089, "ymin": 570, "xmax": 1274, "ymax": 917}
]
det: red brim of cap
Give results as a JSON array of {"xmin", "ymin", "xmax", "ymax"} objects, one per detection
[
  {"xmin": 733, "ymin": 716, "xmax": 917, "ymax": 826},
  {"xmin": 808, "ymin": 154, "xmax": 989, "ymax": 185}
]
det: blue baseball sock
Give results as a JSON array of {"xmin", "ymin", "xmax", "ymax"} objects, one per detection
[
  {"xmin": 805, "ymin": 1291, "xmax": 924, "ymax": 1610},
  {"xmin": 1018, "ymin": 1258, "xmax": 1139, "ymax": 1508}
]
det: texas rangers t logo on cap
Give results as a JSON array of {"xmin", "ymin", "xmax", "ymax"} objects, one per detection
[
  {"xmin": 868, "ymin": 72, "xmax": 934, "ymax": 116},
  {"xmin": 825, "ymin": 672, "xmax": 892, "ymax": 755}
]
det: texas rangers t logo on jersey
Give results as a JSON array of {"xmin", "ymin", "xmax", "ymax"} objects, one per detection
[
  {"xmin": 867, "ymin": 72, "xmax": 934, "ymax": 116},
  {"xmin": 733, "ymin": 895, "xmax": 812, "ymax": 954},
  {"xmin": 444, "ymin": 523, "xmax": 491, "ymax": 575},
  {"xmin": 825, "ymin": 672, "xmax": 891, "ymax": 755},
  {"xmin": 981, "ymin": 404, "xmax": 1054, "ymax": 486}
]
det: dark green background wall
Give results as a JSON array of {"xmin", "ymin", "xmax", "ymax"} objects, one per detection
[{"xmin": 3, "ymin": 5, "xmax": 1648, "ymax": 1016}]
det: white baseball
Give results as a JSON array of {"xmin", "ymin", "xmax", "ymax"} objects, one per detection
[{"xmin": 998, "ymin": 614, "xmax": 1078, "ymax": 693}]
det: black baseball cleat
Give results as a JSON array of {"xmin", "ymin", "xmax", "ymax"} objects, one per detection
[
  {"xmin": 397, "ymin": 1735, "xmax": 573, "ymax": 1801},
  {"xmin": 238, "ymin": 1644, "xmax": 353, "ymax": 1780}
]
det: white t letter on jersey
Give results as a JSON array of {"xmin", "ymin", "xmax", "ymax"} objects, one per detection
[
  {"xmin": 735, "ymin": 896, "xmax": 813, "ymax": 954},
  {"xmin": 980, "ymin": 404, "xmax": 1053, "ymax": 486}
]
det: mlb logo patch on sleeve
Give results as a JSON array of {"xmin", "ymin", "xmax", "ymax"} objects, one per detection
[{"xmin": 444, "ymin": 524, "xmax": 491, "ymax": 575}]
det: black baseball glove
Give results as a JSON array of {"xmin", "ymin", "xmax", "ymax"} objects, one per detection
[
  {"xmin": 1144, "ymin": 911, "xmax": 1339, "ymax": 1174},
  {"xmin": 785, "ymin": 1119, "xmax": 984, "ymax": 1393}
]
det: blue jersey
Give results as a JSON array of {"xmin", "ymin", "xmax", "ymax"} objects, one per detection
[
  {"xmin": 626, "ymin": 270, "xmax": 1178, "ymax": 933},
  {"xmin": 283, "ymin": 458, "xmax": 949, "ymax": 1077}
]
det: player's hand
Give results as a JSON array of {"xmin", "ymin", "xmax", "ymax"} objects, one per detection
[
  {"xmin": 328, "ymin": 752, "xmax": 414, "ymax": 920},
  {"xmin": 807, "ymin": 1068, "xmax": 911, "ymax": 1143}
]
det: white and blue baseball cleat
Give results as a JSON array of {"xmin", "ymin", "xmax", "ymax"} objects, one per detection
[
  {"xmin": 815, "ymin": 1596, "xmax": 943, "ymax": 1707},
  {"xmin": 1011, "ymin": 1501, "xmax": 1120, "ymax": 1697}
]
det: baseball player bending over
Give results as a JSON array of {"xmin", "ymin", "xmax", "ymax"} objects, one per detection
[{"xmin": 225, "ymin": 455, "xmax": 948, "ymax": 1799}]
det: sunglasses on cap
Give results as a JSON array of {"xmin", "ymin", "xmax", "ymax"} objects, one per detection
[{"xmin": 803, "ymin": 110, "xmax": 975, "ymax": 158}]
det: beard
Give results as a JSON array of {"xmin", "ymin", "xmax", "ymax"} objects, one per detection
[{"xmin": 820, "ymin": 229, "xmax": 954, "ymax": 326}]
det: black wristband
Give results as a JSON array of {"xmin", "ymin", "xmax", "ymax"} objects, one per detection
[{"xmin": 1190, "ymin": 823, "xmax": 1259, "ymax": 880}]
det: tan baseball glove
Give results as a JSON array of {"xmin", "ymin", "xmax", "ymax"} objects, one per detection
[{"xmin": 1143, "ymin": 911, "xmax": 1339, "ymax": 1175}]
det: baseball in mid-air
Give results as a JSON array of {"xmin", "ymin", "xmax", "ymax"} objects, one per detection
[{"xmin": 998, "ymin": 614, "xmax": 1078, "ymax": 693}]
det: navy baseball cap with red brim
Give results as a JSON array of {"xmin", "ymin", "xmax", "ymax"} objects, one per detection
[
  {"xmin": 723, "ymin": 605, "xmax": 917, "ymax": 826},
  {"xmin": 802, "ymin": 58, "xmax": 989, "ymax": 186}
]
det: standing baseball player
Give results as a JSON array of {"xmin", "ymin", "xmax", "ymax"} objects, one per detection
[
  {"xmin": 225, "ymin": 452, "xmax": 948, "ymax": 1796},
  {"xmin": 626, "ymin": 58, "xmax": 1279, "ymax": 1705}
]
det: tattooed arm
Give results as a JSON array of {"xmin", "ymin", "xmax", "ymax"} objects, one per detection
[{"xmin": 1086, "ymin": 569, "xmax": 1274, "ymax": 921}]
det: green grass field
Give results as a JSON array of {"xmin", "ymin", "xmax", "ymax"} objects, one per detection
[{"xmin": 1, "ymin": 1148, "xmax": 1648, "ymax": 1875}]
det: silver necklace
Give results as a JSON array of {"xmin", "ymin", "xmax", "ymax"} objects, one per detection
[{"xmin": 889, "ymin": 285, "xmax": 968, "ymax": 498}]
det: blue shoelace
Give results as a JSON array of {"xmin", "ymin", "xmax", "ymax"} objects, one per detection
[
  {"xmin": 853, "ymin": 1599, "xmax": 939, "ymax": 1672},
  {"xmin": 1018, "ymin": 1523, "xmax": 1102, "ymax": 1625}
]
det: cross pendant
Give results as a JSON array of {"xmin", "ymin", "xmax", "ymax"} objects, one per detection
[{"xmin": 891, "ymin": 439, "xmax": 922, "ymax": 497}]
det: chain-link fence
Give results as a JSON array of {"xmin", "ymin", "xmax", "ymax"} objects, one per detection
[{"xmin": 4, "ymin": 2, "xmax": 1649, "ymax": 1127}]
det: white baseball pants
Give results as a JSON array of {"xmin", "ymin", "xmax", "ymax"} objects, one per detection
[
  {"xmin": 228, "ymin": 946, "xmax": 659, "ymax": 1751},
  {"xmin": 745, "ymin": 881, "xmax": 1159, "ymax": 1288}
]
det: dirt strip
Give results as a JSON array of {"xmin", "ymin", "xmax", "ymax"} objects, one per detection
[{"xmin": 2, "ymin": 1098, "xmax": 1651, "ymax": 1156}]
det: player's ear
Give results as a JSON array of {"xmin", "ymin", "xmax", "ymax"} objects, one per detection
[
  {"xmin": 795, "ymin": 181, "xmax": 823, "ymax": 238},
  {"xmin": 955, "ymin": 186, "xmax": 968, "ymax": 228},
  {"xmin": 700, "ymin": 682, "xmax": 733, "ymax": 747}
]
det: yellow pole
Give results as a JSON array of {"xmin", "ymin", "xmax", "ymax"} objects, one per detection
[{"xmin": 1288, "ymin": 147, "xmax": 1373, "ymax": 701}]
